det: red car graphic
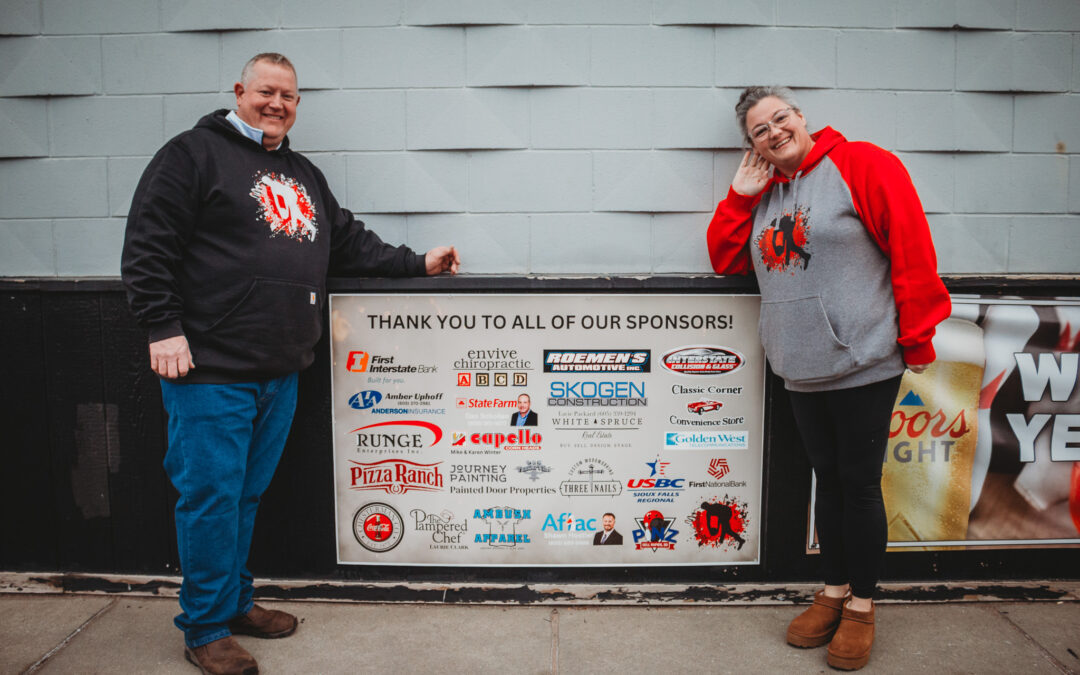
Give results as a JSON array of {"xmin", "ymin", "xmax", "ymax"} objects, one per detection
[{"xmin": 687, "ymin": 399, "xmax": 723, "ymax": 415}]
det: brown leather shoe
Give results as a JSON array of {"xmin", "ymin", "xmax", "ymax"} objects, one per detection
[
  {"xmin": 786, "ymin": 591, "xmax": 846, "ymax": 648},
  {"xmin": 184, "ymin": 636, "xmax": 258, "ymax": 675},
  {"xmin": 827, "ymin": 601, "xmax": 875, "ymax": 670},
  {"xmin": 228, "ymin": 604, "xmax": 298, "ymax": 639}
]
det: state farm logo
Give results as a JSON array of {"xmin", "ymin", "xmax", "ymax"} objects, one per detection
[
  {"xmin": 348, "ymin": 459, "xmax": 444, "ymax": 494},
  {"xmin": 455, "ymin": 397, "xmax": 518, "ymax": 409},
  {"xmin": 352, "ymin": 502, "xmax": 403, "ymax": 553},
  {"xmin": 661, "ymin": 346, "xmax": 744, "ymax": 376},
  {"xmin": 351, "ymin": 420, "xmax": 443, "ymax": 454},
  {"xmin": 543, "ymin": 350, "xmax": 650, "ymax": 373}
]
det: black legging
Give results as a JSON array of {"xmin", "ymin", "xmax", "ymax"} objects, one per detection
[{"xmin": 788, "ymin": 374, "xmax": 902, "ymax": 599}]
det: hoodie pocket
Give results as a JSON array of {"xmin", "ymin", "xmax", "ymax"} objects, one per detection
[
  {"xmin": 758, "ymin": 295, "xmax": 854, "ymax": 383},
  {"xmin": 205, "ymin": 277, "xmax": 322, "ymax": 355}
]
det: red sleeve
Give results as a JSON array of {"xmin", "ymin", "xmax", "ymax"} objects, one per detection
[
  {"xmin": 706, "ymin": 186, "xmax": 762, "ymax": 275},
  {"xmin": 831, "ymin": 142, "xmax": 951, "ymax": 365}
]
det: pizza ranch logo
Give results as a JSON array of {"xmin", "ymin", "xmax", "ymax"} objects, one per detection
[
  {"xmin": 249, "ymin": 170, "xmax": 318, "ymax": 242},
  {"xmin": 348, "ymin": 459, "xmax": 444, "ymax": 494}
]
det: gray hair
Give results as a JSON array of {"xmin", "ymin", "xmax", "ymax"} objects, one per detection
[
  {"xmin": 735, "ymin": 86, "xmax": 800, "ymax": 144},
  {"xmin": 240, "ymin": 52, "xmax": 297, "ymax": 86}
]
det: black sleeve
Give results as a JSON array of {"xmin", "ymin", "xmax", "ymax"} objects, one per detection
[
  {"xmin": 120, "ymin": 142, "xmax": 200, "ymax": 342},
  {"xmin": 320, "ymin": 170, "xmax": 426, "ymax": 278}
]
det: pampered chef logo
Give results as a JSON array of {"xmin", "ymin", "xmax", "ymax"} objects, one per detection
[
  {"xmin": 560, "ymin": 458, "xmax": 622, "ymax": 497},
  {"xmin": 664, "ymin": 431, "xmax": 748, "ymax": 450},
  {"xmin": 410, "ymin": 508, "xmax": 468, "ymax": 550},
  {"xmin": 661, "ymin": 346, "xmax": 744, "ymax": 376},
  {"xmin": 543, "ymin": 350, "xmax": 650, "ymax": 373},
  {"xmin": 348, "ymin": 459, "xmax": 444, "ymax": 494}
]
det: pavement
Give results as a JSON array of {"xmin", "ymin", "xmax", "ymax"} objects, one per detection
[{"xmin": 2, "ymin": 578, "xmax": 1079, "ymax": 674}]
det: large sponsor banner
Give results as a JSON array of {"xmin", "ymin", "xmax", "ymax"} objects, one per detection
[
  {"xmin": 809, "ymin": 297, "xmax": 1080, "ymax": 552},
  {"xmin": 330, "ymin": 294, "xmax": 765, "ymax": 566}
]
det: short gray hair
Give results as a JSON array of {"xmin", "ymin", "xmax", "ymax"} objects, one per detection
[
  {"xmin": 735, "ymin": 86, "xmax": 800, "ymax": 144},
  {"xmin": 240, "ymin": 52, "xmax": 297, "ymax": 86}
]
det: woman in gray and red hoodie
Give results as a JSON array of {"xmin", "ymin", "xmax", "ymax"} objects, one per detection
[{"xmin": 707, "ymin": 86, "xmax": 951, "ymax": 671}]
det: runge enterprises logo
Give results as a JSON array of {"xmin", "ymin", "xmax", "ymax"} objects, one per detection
[
  {"xmin": 351, "ymin": 420, "xmax": 443, "ymax": 454},
  {"xmin": 543, "ymin": 350, "xmax": 650, "ymax": 373},
  {"xmin": 664, "ymin": 431, "xmax": 748, "ymax": 450}
]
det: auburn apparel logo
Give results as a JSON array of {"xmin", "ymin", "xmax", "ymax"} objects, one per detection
[
  {"xmin": 755, "ymin": 206, "xmax": 810, "ymax": 272},
  {"xmin": 249, "ymin": 170, "xmax": 318, "ymax": 242}
]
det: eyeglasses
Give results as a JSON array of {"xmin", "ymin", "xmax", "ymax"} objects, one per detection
[{"xmin": 749, "ymin": 107, "xmax": 796, "ymax": 142}]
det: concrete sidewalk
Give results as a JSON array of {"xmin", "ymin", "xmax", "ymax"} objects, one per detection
[{"xmin": 3, "ymin": 586, "xmax": 1079, "ymax": 674}]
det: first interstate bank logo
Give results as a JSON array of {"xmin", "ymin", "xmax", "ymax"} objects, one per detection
[{"xmin": 664, "ymin": 431, "xmax": 748, "ymax": 450}]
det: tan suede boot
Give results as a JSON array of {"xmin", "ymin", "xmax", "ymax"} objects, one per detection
[
  {"xmin": 827, "ymin": 601, "xmax": 875, "ymax": 670},
  {"xmin": 184, "ymin": 635, "xmax": 258, "ymax": 675},
  {"xmin": 786, "ymin": 590, "xmax": 846, "ymax": 648},
  {"xmin": 228, "ymin": 604, "xmax": 299, "ymax": 639}
]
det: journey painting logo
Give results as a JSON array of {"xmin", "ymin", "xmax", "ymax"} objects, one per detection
[
  {"xmin": 686, "ymin": 496, "xmax": 749, "ymax": 551},
  {"xmin": 754, "ymin": 207, "xmax": 810, "ymax": 273}
]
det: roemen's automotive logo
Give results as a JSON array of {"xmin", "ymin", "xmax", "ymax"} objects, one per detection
[
  {"xmin": 348, "ymin": 390, "xmax": 383, "ymax": 410},
  {"xmin": 350, "ymin": 420, "xmax": 443, "ymax": 451},
  {"xmin": 664, "ymin": 431, "xmax": 748, "ymax": 450},
  {"xmin": 661, "ymin": 346, "xmax": 744, "ymax": 376},
  {"xmin": 543, "ymin": 350, "xmax": 650, "ymax": 373}
]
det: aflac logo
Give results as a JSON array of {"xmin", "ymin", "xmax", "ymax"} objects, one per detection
[
  {"xmin": 348, "ymin": 390, "xmax": 383, "ymax": 411},
  {"xmin": 542, "ymin": 512, "xmax": 598, "ymax": 532}
]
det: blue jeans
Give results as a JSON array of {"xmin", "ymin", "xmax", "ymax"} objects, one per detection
[{"xmin": 160, "ymin": 373, "xmax": 298, "ymax": 648}]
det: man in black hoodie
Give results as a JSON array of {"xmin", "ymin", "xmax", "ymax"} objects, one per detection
[{"xmin": 122, "ymin": 53, "xmax": 459, "ymax": 675}]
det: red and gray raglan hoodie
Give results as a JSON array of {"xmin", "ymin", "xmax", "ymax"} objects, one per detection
[{"xmin": 707, "ymin": 127, "xmax": 951, "ymax": 392}]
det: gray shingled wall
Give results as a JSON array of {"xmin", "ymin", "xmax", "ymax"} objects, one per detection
[{"xmin": 1, "ymin": 0, "xmax": 1078, "ymax": 276}]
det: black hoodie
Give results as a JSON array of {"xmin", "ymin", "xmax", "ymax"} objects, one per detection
[{"xmin": 122, "ymin": 109, "xmax": 425, "ymax": 383}]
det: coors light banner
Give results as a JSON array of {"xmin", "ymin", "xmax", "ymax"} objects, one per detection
[
  {"xmin": 810, "ymin": 297, "xmax": 1080, "ymax": 552},
  {"xmin": 330, "ymin": 294, "xmax": 765, "ymax": 566}
]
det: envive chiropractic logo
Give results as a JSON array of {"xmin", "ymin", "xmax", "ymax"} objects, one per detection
[
  {"xmin": 661, "ymin": 346, "xmax": 744, "ymax": 376},
  {"xmin": 348, "ymin": 458, "xmax": 444, "ymax": 494},
  {"xmin": 350, "ymin": 421, "xmax": 443, "ymax": 450}
]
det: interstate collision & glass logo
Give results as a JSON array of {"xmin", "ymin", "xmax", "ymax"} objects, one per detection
[{"xmin": 661, "ymin": 346, "xmax": 744, "ymax": 376}]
